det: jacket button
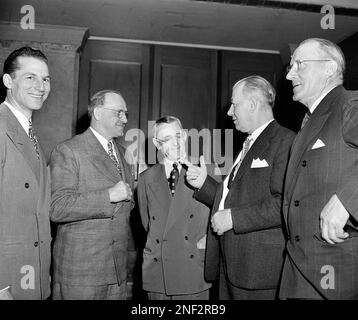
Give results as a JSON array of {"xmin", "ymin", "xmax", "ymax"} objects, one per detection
[
  {"xmin": 34, "ymin": 241, "xmax": 39, "ymax": 247},
  {"xmin": 190, "ymin": 214, "xmax": 194, "ymax": 219},
  {"xmin": 111, "ymin": 216, "xmax": 114, "ymax": 220},
  {"xmin": 295, "ymin": 235, "xmax": 300, "ymax": 242},
  {"xmin": 154, "ymin": 257, "xmax": 158, "ymax": 262},
  {"xmin": 152, "ymin": 216, "xmax": 155, "ymax": 221},
  {"xmin": 25, "ymin": 183, "xmax": 29, "ymax": 188},
  {"xmin": 190, "ymin": 254, "xmax": 194, "ymax": 259},
  {"xmin": 156, "ymin": 239, "xmax": 160, "ymax": 244},
  {"xmin": 294, "ymin": 200, "xmax": 300, "ymax": 207},
  {"xmin": 184, "ymin": 236, "xmax": 188, "ymax": 240},
  {"xmin": 301, "ymin": 160, "xmax": 307, "ymax": 167}
]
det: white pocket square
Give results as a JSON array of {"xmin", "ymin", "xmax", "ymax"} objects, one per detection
[
  {"xmin": 311, "ymin": 139, "xmax": 325, "ymax": 150},
  {"xmin": 251, "ymin": 158, "xmax": 269, "ymax": 168}
]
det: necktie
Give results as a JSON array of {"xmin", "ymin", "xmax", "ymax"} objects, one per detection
[
  {"xmin": 168, "ymin": 162, "xmax": 179, "ymax": 197},
  {"xmin": 227, "ymin": 135, "xmax": 252, "ymax": 189},
  {"xmin": 107, "ymin": 140, "xmax": 122, "ymax": 174},
  {"xmin": 300, "ymin": 110, "xmax": 311, "ymax": 129},
  {"xmin": 28, "ymin": 119, "xmax": 39, "ymax": 158}
]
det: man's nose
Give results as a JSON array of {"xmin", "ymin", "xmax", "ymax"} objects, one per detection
[
  {"xmin": 34, "ymin": 79, "xmax": 45, "ymax": 91},
  {"xmin": 227, "ymin": 104, "xmax": 233, "ymax": 116}
]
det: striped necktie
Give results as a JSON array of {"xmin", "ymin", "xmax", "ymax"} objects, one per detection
[
  {"xmin": 227, "ymin": 135, "xmax": 252, "ymax": 189},
  {"xmin": 28, "ymin": 118, "xmax": 39, "ymax": 158},
  {"xmin": 301, "ymin": 110, "xmax": 311, "ymax": 129},
  {"xmin": 107, "ymin": 140, "xmax": 122, "ymax": 174}
]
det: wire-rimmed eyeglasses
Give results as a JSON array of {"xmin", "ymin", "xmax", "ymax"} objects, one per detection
[
  {"xmin": 286, "ymin": 59, "xmax": 332, "ymax": 74},
  {"xmin": 100, "ymin": 107, "xmax": 129, "ymax": 119}
]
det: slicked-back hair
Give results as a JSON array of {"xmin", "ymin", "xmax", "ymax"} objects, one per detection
[
  {"xmin": 3, "ymin": 46, "xmax": 48, "ymax": 77},
  {"xmin": 153, "ymin": 115, "xmax": 183, "ymax": 138},
  {"xmin": 234, "ymin": 75, "xmax": 276, "ymax": 108},
  {"xmin": 88, "ymin": 89, "xmax": 123, "ymax": 118},
  {"xmin": 300, "ymin": 38, "xmax": 345, "ymax": 82}
]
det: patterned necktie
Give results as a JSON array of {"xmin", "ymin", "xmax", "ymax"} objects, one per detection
[
  {"xmin": 227, "ymin": 135, "xmax": 252, "ymax": 189},
  {"xmin": 301, "ymin": 110, "xmax": 311, "ymax": 129},
  {"xmin": 28, "ymin": 119, "xmax": 39, "ymax": 158},
  {"xmin": 107, "ymin": 140, "xmax": 122, "ymax": 174},
  {"xmin": 168, "ymin": 162, "xmax": 179, "ymax": 197}
]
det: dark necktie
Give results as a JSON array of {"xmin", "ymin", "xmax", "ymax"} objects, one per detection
[
  {"xmin": 107, "ymin": 140, "xmax": 122, "ymax": 174},
  {"xmin": 28, "ymin": 119, "xmax": 39, "ymax": 158},
  {"xmin": 227, "ymin": 135, "xmax": 252, "ymax": 189},
  {"xmin": 168, "ymin": 162, "xmax": 179, "ymax": 197},
  {"xmin": 301, "ymin": 110, "xmax": 311, "ymax": 129}
]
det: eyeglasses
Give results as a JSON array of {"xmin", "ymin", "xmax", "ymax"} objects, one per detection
[
  {"xmin": 154, "ymin": 132, "xmax": 185, "ymax": 144},
  {"xmin": 286, "ymin": 59, "xmax": 332, "ymax": 74},
  {"xmin": 100, "ymin": 107, "xmax": 129, "ymax": 119}
]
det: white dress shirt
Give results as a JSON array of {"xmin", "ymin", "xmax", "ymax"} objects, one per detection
[
  {"xmin": 218, "ymin": 119, "xmax": 274, "ymax": 210},
  {"xmin": 90, "ymin": 127, "xmax": 118, "ymax": 161}
]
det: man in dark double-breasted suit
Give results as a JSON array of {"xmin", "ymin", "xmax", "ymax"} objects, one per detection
[
  {"xmin": 185, "ymin": 76, "xmax": 295, "ymax": 299},
  {"xmin": 280, "ymin": 38, "xmax": 358, "ymax": 299}
]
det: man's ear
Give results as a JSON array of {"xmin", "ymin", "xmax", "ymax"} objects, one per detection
[
  {"xmin": 182, "ymin": 129, "xmax": 188, "ymax": 142},
  {"xmin": 152, "ymin": 137, "xmax": 160, "ymax": 150},
  {"xmin": 249, "ymin": 96, "xmax": 258, "ymax": 113},
  {"xmin": 3, "ymin": 74, "xmax": 13, "ymax": 89},
  {"xmin": 326, "ymin": 60, "xmax": 338, "ymax": 78},
  {"xmin": 92, "ymin": 107, "xmax": 101, "ymax": 121}
]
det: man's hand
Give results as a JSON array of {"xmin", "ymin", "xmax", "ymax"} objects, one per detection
[
  {"xmin": 211, "ymin": 209, "xmax": 233, "ymax": 236},
  {"xmin": 182, "ymin": 155, "xmax": 207, "ymax": 189},
  {"xmin": 320, "ymin": 194, "xmax": 349, "ymax": 244},
  {"xmin": 108, "ymin": 181, "xmax": 133, "ymax": 203}
]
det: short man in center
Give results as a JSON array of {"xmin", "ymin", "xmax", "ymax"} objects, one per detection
[
  {"xmin": 185, "ymin": 76, "xmax": 295, "ymax": 299},
  {"xmin": 137, "ymin": 116, "xmax": 215, "ymax": 300}
]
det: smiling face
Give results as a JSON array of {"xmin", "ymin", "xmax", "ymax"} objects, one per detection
[
  {"xmin": 286, "ymin": 41, "xmax": 331, "ymax": 108},
  {"xmin": 3, "ymin": 56, "xmax": 50, "ymax": 117},
  {"xmin": 227, "ymin": 83, "xmax": 254, "ymax": 134},
  {"xmin": 96, "ymin": 92, "xmax": 128, "ymax": 140},
  {"xmin": 153, "ymin": 121, "xmax": 187, "ymax": 162}
]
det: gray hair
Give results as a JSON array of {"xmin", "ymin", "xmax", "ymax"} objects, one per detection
[
  {"xmin": 88, "ymin": 89, "xmax": 123, "ymax": 118},
  {"xmin": 301, "ymin": 38, "xmax": 345, "ymax": 83},
  {"xmin": 234, "ymin": 75, "xmax": 276, "ymax": 108},
  {"xmin": 152, "ymin": 115, "xmax": 183, "ymax": 138}
]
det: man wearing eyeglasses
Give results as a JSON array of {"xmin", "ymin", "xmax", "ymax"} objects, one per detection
[
  {"xmin": 50, "ymin": 90, "xmax": 134, "ymax": 299},
  {"xmin": 137, "ymin": 116, "xmax": 215, "ymax": 300},
  {"xmin": 280, "ymin": 38, "xmax": 358, "ymax": 299}
]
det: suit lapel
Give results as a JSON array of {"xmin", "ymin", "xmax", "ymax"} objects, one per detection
[
  {"xmin": 164, "ymin": 167, "xmax": 192, "ymax": 237},
  {"xmin": 148, "ymin": 164, "xmax": 172, "ymax": 221},
  {"xmin": 84, "ymin": 129, "xmax": 121, "ymax": 183},
  {"xmin": 1, "ymin": 105, "xmax": 40, "ymax": 184},
  {"xmin": 284, "ymin": 88, "xmax": 338, "ymax": 202},
  {"xmin": 233, "ymin": 120, "xmax": 277, "ymax": 183}
]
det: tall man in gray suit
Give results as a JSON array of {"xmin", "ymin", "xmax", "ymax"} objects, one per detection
[
  {"xmin": 185, "ymin": 76, "xmax": 295, "ymax": 299},
  {"xmin": 280, "ymin": 38, "xmax": 358, "ymax": 299},
  {"xmin": 50, "ymin": 90, "xmax": 134, "ymax": 300},
  {"xmin": 0, "ymin": 47, "xmax": 52, "ymax": 300}
]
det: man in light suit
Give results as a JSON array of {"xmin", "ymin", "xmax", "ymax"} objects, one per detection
[
  {"xmin": 185, "ymin": 76, "xmax": 295, "ymax": 299},
  {"xmin": 280, "ymin": 38, "xmax": 358, "ymax": 299},
  {"xmin": 137, "ymin": 116, "xmax": 213, "ymax": 300},
  {"xmin": 50, "ymin": 90, "xmax": 134, "ymax": 300},
  {"xmin": 0, "ymin": 47, "xmax": 52, "ymax": 299}
]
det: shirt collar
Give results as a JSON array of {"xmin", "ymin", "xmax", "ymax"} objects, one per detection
[
  {"xmin": 3, "ymin": 100, "xmax": 30, "ymax": 136},
  {"xmin": 90, "ymin": 127, "xmax": 111, "ymax": 153},
  {"xmin": 309, "ymin": 86, "xmax": 337, "ymax": 114},
  {"xmin": 250, "ymin": 118, "xmax": 274, "ymax": 143}
]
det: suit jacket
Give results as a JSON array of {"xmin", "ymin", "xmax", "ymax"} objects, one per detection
[
  {"xmin": 280, "ymin": 86, "xmax": 358, "ymax": 300},
  {"xmin": 50, "ymin": 128, "xmax": 134, "ymax": 286},
  {"xmin": 137, "ymin": 163, "xmax": 214, "ymax": 295},
  {"xmin": 195, "ymin": 120, "xmax": 295, "ymax": 290},
  {"xmin": 0, "ymin": 103, "xmax": 51, "ymax": 299}
]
